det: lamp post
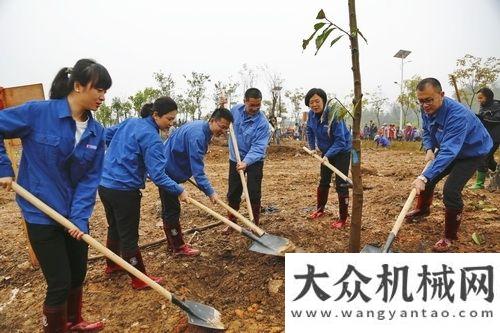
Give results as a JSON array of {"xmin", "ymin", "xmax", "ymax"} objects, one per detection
[{"xmin": 393, "ymin": 49, "xmax": 411, "ymax": 130}]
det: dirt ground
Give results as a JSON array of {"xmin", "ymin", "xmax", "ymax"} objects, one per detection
[{"xmin": 1, "ymin": 139, "xmax": 498, "ymax": 332}]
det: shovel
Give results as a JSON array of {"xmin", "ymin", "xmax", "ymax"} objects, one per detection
[
  {"xmin": 361, "ymin": 159, "xmax": 434, "ymax": 253},
  {"xmin": 187, "ymin": 179, "xmax": 295, "ymax": 256},
  {"xmin": 186, "ymin": 196, "xmax": 289, "ymax": 257},
  {"xmin": 229, "ymin": 123, "xmax": 255, "ymax": 222},
  {"xmin": 11, "ymin": 182, "xmax": 224, "ymax": 330},
  {"xmin": 302, "ymin": 146, "xmax": 353, "ymax": 187}
]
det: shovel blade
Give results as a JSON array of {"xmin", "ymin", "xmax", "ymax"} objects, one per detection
[
  {"xmin": 184, "ymin": 300, "xmax": 225, "ymax": 330},
  {"xmin": 260, "ymin": 233, "xmax": 295, "ymax": 254},
  {"xmin": 361, "ymin": 244, "xmax": 393, "ymax": 253},
  {"xmin": 249, "ymin": 233, "xmax": 295, "ymax": 257}
]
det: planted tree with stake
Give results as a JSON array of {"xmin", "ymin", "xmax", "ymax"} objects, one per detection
[{"xmin": 302, "ymin": 2, "xmax": 366, "ymax": 252}]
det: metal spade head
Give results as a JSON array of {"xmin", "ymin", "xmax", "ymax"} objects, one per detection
[
  {"xmin": 248, "ymin": 233, "xmax": 295, "ymax": 257},
  {"xmin": 184, "ymin": 300, "xmax": 225, "ymax": 330},
  {"xmin": 361, "ymin": 244, "xmax": 394, "ymax": 253},
  {"xmin": 172, "ymin": 297, "xmax": 225, "ymax": 330}
]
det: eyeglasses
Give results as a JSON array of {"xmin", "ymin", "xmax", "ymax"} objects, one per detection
[
  {"xmin": 215, "ymin": 120, "xmax": 229, "ymax": 131},
  {"xmin": 416, "ymin": 97, "xmax": 434, "ymax": 106}
]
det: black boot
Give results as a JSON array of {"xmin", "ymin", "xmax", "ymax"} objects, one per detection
[{"xmin": 251, "ymin": 203, "xmax": 261, "ymax": 226}]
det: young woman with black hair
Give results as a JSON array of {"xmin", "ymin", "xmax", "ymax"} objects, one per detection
[
  {"xmin": 99, "ymin": 96, "xmax": 188, "ymax": 290},
  {"xmin": 0, "ymin": 58, "xmax": 111, "ymax": 332}
]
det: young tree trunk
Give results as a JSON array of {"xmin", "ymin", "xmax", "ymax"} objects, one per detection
[{"xmin": 348, "ymin": 0, "xmax": 364, "ymax": 252}]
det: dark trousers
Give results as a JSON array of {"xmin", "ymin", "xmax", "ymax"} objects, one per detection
[
  {"xmin": 98, "ymin": 186, "xmax": 142, "ymax": 255},
  {"xmin": 319, "ymin": 151, "xmax": 351, "ymax": 196},
  {"xmin": 158, "ymin": 187, "xmax": 180, "ymax": 226},
  {"xmin": 227, "ymin": 160, "xmax": 264, "ymax": 206},
  {"xmin": 478, "ymin": 142, "xmax": 499, "ymax": 172},
  {"xmin": 26, "ymin": 223, "xmax": 88, "ymax": 306},
  {"xmin": 422, "ymin": 155, "xmax": 484, "ymax": 210}
]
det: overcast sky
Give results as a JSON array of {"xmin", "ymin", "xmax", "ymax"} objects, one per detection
[{"xmin": 1, "ymin": 0, "xmax": 499, "ymax": 114}]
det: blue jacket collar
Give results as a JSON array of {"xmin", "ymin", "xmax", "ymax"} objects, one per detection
[
  {"xmin": 203, "ymin": 121, "xmax": 213, "ymax": 140},
  {"xmin": 59, "ymin": 98, "xmax": 98, "ymax": 136},
  {"xmin": 145, "ymin": 115, "xmax": 160, "ymax": 130},
  {"xmin": 432, "ymin": 97, "xmax": 449, "ymax": 126}
]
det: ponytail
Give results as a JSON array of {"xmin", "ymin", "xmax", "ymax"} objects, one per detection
[
  {"xmin": 140, "ymin": 103, "xmax": 154, "ymax": 118},
  {"xmin": 49, "ymin": 58, "xmax": 112, "ymax": 100},
  {"xmin": 49, "ymin": 67, "xmax": 73, "ymax": 99}
]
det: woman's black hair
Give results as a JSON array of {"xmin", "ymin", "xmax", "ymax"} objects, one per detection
[
  {"xmin": 478, "ymin": 87, "xmax": 494, "ymax": 102},
  {"xmin": 49, "ymin": 58, "xmax": 112, "ymax": 99},
  {"xmin": 304, "ymin": 88, "xmax": 327, "ymax": 107},
  {"xmin": 140, "ymin": 97, "xmax": 178, "ymax": 118}
]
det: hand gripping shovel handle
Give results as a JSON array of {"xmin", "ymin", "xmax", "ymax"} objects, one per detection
[
  {"xmin": 11, "ymin": 182, "xmax": 174, "ymax": 301},
  {"xmin": 187, "ymin": 179, "xmax": 264, "ymax": 236},
  {"xmin": 302, "ymin": 147, "xmax": 353, "ymax": 186},
  {"xmin": 229, "ymin": 123, "xmax": 255, "ymax": 222},
  {"xmin": 381, "ymin": 159, "xmax": 434, "ymax": 252}
]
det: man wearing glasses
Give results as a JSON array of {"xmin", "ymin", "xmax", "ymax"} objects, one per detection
[
  {"xmin": 159, "ymin": 108, "xmax": 233, "ymax": 256},
  {"xmin": 405, "ymin": 78, "xmax": 492, "ymax": 252}
]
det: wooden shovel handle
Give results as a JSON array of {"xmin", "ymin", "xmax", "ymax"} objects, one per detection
[
  {"xmin": 11, "ymin": 182, "xmax": 174, "ymax": 302},
  {"xmin": 390, "ymin": 159, "xmax": 434, "ymax": 237},
  {"xmin": 229, "ymin": 123, "xmax": 254, "ymax": 222},
  {"xmin": 187, "ymin": 179, "xmax": 264, "ymax": 236},
  {"xmin": 186, "ymin": 197, "xmax": 244, "ymax": 233},
  {"xmin": 302, "ymin": 146, "xmax": 353, "ymax": 185}
]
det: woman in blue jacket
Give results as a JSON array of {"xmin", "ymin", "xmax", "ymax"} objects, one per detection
[
  {"xmin": 0, "ymin": 59, "xmax": 111, "ymax": 332},
  {"xmin": 99, "ymin": 97, "xmax": 187, "ymax": 290},
  {"xmin": 305, "ymin": 88, "xmax": 352, "ymax": 229}
]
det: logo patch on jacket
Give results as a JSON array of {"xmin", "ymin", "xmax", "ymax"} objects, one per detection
[{"xmin": 86, "ymin": 144, "xmax": 97, "ymax": 150}]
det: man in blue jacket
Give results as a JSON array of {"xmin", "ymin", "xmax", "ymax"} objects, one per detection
[
  {"xmin": 226, "ymin": 88, "xmax": 270, "ymax": 228},
  {"xmin": 161, "ymin": 108, "xmax": 233, "ymax": 255},
  {"xmin": 405, "ymin": 78, "xmax": 493, "ymax": 252}
]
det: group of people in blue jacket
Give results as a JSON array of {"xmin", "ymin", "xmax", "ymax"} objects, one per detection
[{"xmin": 0, "ymin": 58, "xmax": 494, "ymax": 332}]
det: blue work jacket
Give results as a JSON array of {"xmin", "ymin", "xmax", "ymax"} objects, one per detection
[
  {"xmin": 422, "ymin": 97, "xmax": 493, "ymax": 181},
  {"xmin": 306, "ymin": 107, "xmax": 352, "ymax": 157},
  {"xmin": 228, "ymin": 104, "xmax": 270, "ymax": 165},
  {"xmin": 163, "ymin": 120, "xmax": 214, "ymax": 196},
  {"xmin": 100, "ymin": 116, "xmax": 183, "ymax": 195},
  {"xmin": 0, "ymin": 99, "xmax": 105, "ymax": 233}
]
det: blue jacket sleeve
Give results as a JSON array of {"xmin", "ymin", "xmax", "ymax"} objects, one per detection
[
  {"xmin": 189, "ymin": 138, "xmax": 214, "ymax": 197},
  {"xmin": 325, "ymin": 120, "xmax": 349, "ymax": 158},
  {"xmin": 69, "ymin": 136, "xmax": 105, "ymax": 234},
  {"xmin": 0, "ymin": 104, "xmax": 33, "ymax": 177},
  {"xmin": 138, "ymin": 130, "xmax": 184, "ymax": 195},
  {"xmin": 306, "ymin": 116, "xmax": 316, "ymax": 150},
  {"xmin": 422, "ymin": 112, "xmax": 468, "ymax": 181},
  {"xmin": 242, "ymin": 118, "xmax": 270, "ymax": 166},
  {"xmin": 104, "ymin": 124, "xmax": 119, "ymax": 147}
]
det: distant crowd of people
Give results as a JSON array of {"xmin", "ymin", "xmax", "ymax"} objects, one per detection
[{"xmin": 359, "ymin": 120, "xmax": 422, "ymax": 147}]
